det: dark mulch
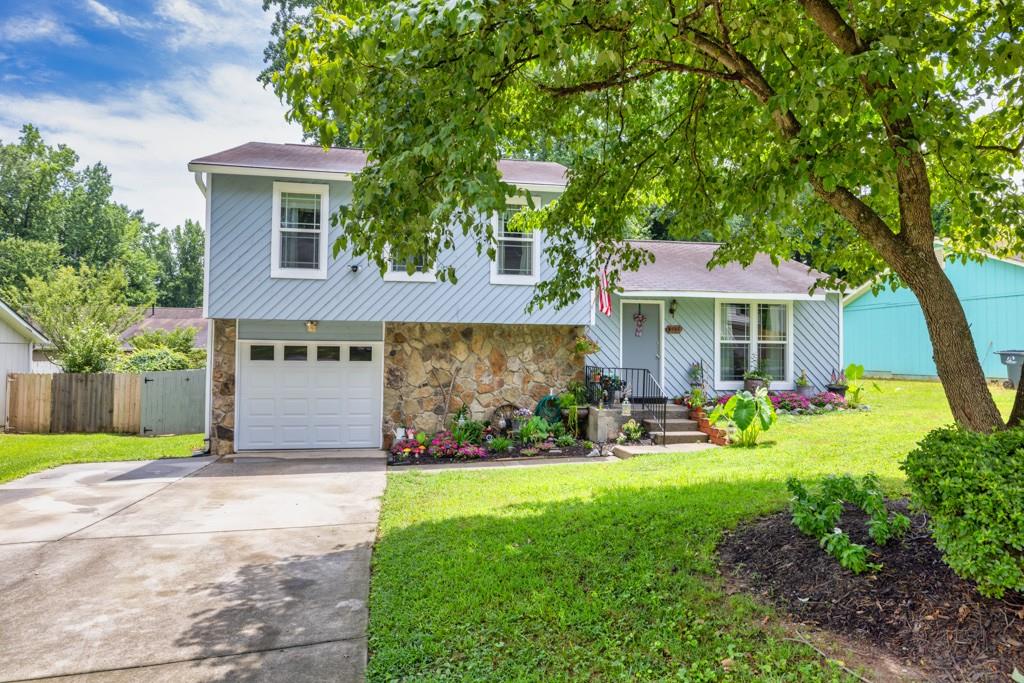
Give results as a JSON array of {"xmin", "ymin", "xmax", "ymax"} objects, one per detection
[
  {"xmin": 719, "ymin": 501, "xmax": 1024, "ymax": 682},
  {"xmin": 387, "ymin": 443, "xmax": 595, "ymax": 466}
]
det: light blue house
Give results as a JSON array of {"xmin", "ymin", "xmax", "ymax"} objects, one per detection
[
  {"xmin": 189, "ymin": 142, "xmax": 842, "ymax": 454},
  {"xmin": 843, "ymin": 251, "xmax": 1024, "ymax": 379}
]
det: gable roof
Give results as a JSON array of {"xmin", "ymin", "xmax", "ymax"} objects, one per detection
[
  {"xmin": 621, "ymin": 241, "xmax": 827, "ymax": 300},
  {"xmin": 0, "ymin": 299, "xmax": 49, "ymax": 345},
  {"xmin": 121, "ymin": 307, "xmax": 208, "ymax": 349},
  {"xmin": 189, "ymin": 142, "xmax": 568, "ymax": 189}
]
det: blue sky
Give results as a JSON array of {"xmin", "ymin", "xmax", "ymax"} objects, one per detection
[{"xmin": 0, "ymin": 0, "xmax": 302, "ymax": 228}]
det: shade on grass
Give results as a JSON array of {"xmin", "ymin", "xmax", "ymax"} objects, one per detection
[
  {"xmin": 368, "ymin": 381, "xmax": 1016, "ymax": 681},
  {"xmin": 0, "ymin": 433, "xmax": 203, "ymax": 484}
]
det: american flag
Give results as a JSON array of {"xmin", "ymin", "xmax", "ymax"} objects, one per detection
[{"xmin": 598, "ymin": 269, "xmax": 612, "ymax": 316}]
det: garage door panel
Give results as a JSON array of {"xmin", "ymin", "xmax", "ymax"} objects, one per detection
[{"xmin": 237, "ymin": 341, "xmax": 382, "ymax": 450}]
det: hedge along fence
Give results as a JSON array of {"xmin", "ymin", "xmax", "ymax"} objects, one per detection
[{"xmin": 5, "ymin": 370, "xmax": 204, "ymax": 435}]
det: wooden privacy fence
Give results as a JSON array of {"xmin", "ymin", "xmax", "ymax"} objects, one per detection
[{"xmin": 5, "ymin": 369, "xmax": 204, "ymax": 435}]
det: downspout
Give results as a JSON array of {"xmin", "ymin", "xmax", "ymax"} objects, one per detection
[{"xmin": 194, "ymin": 171, "xmax": 213, "ymax": 455}]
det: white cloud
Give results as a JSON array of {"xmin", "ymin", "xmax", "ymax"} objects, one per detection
[
  {"xmin": 0, "ymin": 64, "xmax": 303, "ymax": 229},
  {"xmin": 156, "ymin": 0, "xmax": 267, "ymax": 50},
  {"xmin": 83, "ymin": 0, "xmax": 146, "ymax": 30},
  {"xmin": 0, "ymin": 15, "xmax": 82, "ymax": 45}
]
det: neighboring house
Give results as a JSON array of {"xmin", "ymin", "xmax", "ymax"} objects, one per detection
[
  {"xmin": 1, "ymin": 298, "xmax": 51, "ymax": 428},
  {"xmin": 189, "ymin": 142, "xmax": 843, "ymax": 454},
  {"xmin": 844, "ymin": 249, "xmax": 1024, "ymax": 379},
  {"xmin": 121, "ymin": 307, "xmax": 209, "ymax": 349}
]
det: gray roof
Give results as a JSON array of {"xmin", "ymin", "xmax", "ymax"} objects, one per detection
[
  {"xmin": 622, "ymin": 241, "xmax": 824, "ymax": 295},
  {"xmin": 121, "ymin": 308, "xmax": 208, "ymax": 349},
  {"xmin": 190, "ymin": 142, "xmax": 568, "ymax": 187}
]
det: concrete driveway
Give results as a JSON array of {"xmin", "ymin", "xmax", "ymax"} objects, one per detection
[{"xmin": 0, "ymin": 450, "xmax": 386, "ymax": 682}]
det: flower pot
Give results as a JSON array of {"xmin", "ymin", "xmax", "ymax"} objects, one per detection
[
  {"xmin": 690, "ymin": 406, "xmax": 704, "ymax": 420},
  {"xmin": 744, "ymin": 379, "xmax": 766, "ymax": 392},
  {"xmin": 826, "ymin": 384, "xmax": 847, "ymax": 397},
  {"xmin": 795, "ymin": 385, "xmax": 815, "ymax": 398}
]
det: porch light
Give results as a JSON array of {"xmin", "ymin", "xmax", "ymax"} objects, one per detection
[
  {"xmin": 305, "ymin": 320, "xmax": 319, "ymax": 333},
  {"xmin": 669, "ymin": 299, "xmax": 678, "ymax": 317}
]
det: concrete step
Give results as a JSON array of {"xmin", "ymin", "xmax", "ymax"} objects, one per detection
[
  {"xmin": 642, "ymin": 418, "xmax": 699, "ymax": 431},
  {"xmin": 637, "ymin": 405, "xmax": 690, "ymax": 419},
  {"xmin": 653, "ymin": 430, "xmax": 710, "ymax": 445}
]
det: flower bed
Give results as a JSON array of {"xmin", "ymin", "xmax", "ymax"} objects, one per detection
[
  {"xmin": 715, "ymin": 390, "xmax": 866, "ymax": 416},
  {"xmin": 388, "ymin": 434, "xmax": 596, "ymax": 465}
]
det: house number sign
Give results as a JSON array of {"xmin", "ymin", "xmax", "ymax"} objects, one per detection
[{"xmin": 665, "ymin": 324, "xmax": 683, "ymax": 335}]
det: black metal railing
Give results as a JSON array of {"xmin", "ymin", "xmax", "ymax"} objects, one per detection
[{"xmin": 584, "ymin": 365, "xmax": 668, "ymax": 441}]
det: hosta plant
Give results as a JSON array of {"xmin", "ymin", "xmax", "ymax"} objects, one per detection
[{"xmin": 709, "ymin": 388, "xmax": 776, "ymax": 447}]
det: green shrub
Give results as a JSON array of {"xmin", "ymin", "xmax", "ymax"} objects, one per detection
[
  {"xmin": 616, "ymin": 419, "xmax": 645, "ymax": 444},
  {"xmin": 518, "ymin": 416, "xmax": 550, "ymax": 445},
  {"xmin": 450, "ymin": 419, "xmax": 486, "ymax": 445},
  {"xmin": 903, "ymin": 426, "xmax": 1024, "ymax": 598},
  {"xmin": 116, "ymin": 346, "xmax": 192, "ymax": 373},
  {"xmin": 554, "ymin": 434, "xmax": 575, "ymax": 448},
  {"xmin": 488, "ymin": 436, "xmax": 513, "ymax": 453}
]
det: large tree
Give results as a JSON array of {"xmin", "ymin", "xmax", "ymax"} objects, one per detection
[
  {"xmin": 145, "ymin": 219, "xmax": 205, "ymax": 307},
  {"xmin": 272, "ymin": 1, "xmax": 1024, "ymax": 431}
]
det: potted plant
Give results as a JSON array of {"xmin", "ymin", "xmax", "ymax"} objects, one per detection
[
  {"xmin": 743, "ymin": 365, "xmax": 773, "ymax": 392},
  {"xmin": 687, "ymin": 387, "xmax": 707, "ymax": 418},
  {"xmin": 827, "ymin": 368, "xmax": 848, "ymax": 397},
  {"xmin": 573, "ymin": 336, "xmax": 601, "ymax": 356},
  {"xmin": 795, "ymin": 369, "xmax": 814, "ymax": 397},
  {"xmin": 673, "ymin": 395, "xmax": 685, "ymax": 405}
]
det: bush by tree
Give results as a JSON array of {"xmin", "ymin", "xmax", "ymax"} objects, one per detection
[
  {"xmin": 19, "ymin": 265, "xmax": 142, "ymax": 373},
  {"xmin": 903, "ymin": 427, "xmax": 1024, "ymax": 598},
  {"xmin": 116, "ymin": 347, "xmax": 193, "ymax": 374},
  {"xmin": 126, "ymin": 327, "xmax": 206, "ymax": 368},
  {"xmin": 270, "ymin": 2, "xmax": 1024, "ymax": 433}
]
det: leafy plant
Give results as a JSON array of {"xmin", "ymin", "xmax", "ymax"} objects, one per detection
[
  {"xmin": 709, "ymin": 388, "xmax": 777, "ymax": 447},
  {"xmin": 795, "ymin": 370, "xmax": 810, "ymax": 388},
  {"xmin": 558, "ymin": 391, "xmax": 581, "ymax": 436},
  {"xmin": 573, "ymin": 336, "xmax": 600, "ymax": 355},
  {"xmin": 554, "ymin": 434, "xmax": 576, "ymax": 448},
  {"xmin": 687, "ymin": 387, "xmax": 706, "ymax": 410},
  {"xmin": 903, "ymin": 426, "xmax": 1024, "ymax": 598},
  {"xmin": 127, "ymin": 327, "xmax": 206, "ymax": 368},
  {"xmin": 616, "ymin": 419, "xmax": 645, "ymax": 444},
  {"xmin": 843, "ymin": 363, "xmax": 881, "ymax": 407},
  {"xmin": 518, "ymin": 416, "xmax": 550, "ymax": 445},
  {"xmin": 488, "ymin": 436, "xmax": 513, "ymax": 453},
  {"xmin": 787, "ymin": 474, "xmax": 910, "ymax": 574},
  {"xmin": 450, "ymin": 419, "xmax": 485, "ymax": 445},
  {"xmin": 565, "ymin": 380, "xmax": 588, "ymax": 405},
  {"xmin": 519, "ymin": 447, "xmax": 539, "ymax": 457},
  {"xmin": 115, "ymin": 347, "xmax": 192, "ymax": 373}
]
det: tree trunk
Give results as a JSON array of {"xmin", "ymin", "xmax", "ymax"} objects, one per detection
[
  {"xmin": 891, "ymin": 247, "xmax": 1004, "ymax": 432},
  {"xmin": 1008, "ymin": 376, "xmax": 1024, "ymax": 428}
]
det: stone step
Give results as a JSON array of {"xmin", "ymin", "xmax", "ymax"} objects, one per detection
[
  {"xmin": 653, "ymin": 430, "xmax": 710, "ymax": 445},
  {"xmin": 643, "ymin": 418, "xmax": 699, "ymax": 431}
]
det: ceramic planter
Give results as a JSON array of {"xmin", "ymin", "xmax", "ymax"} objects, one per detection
[
  {"xmin": 795, "ymin": 385, "xmax": 815, "ymax": 398},
  {"xmin": 826, "ymin": 384, "xmax": 847, "ymax": 397}
]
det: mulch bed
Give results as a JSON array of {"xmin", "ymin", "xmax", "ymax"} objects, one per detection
[
  {"xmin": 719, "ymin": 501, "xmax": 1024, "ymax": 682},
  {"xmin": 387, "ymin": 443, "xmax": 596, "ymax": 466}
]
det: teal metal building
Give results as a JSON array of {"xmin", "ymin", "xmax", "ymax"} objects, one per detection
[{"xmin": 843, "ymin": 253, "xmax": 1024, "ymax": 379}]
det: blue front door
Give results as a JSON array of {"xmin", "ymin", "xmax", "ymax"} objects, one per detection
[{"xmin": 621, "ymin": 302, "xmax": 661, "ymax": 386}]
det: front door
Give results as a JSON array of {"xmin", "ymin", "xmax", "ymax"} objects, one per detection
[{"xmin": 621, "ymin": 302, "xmax": 662, "ymax": 389}]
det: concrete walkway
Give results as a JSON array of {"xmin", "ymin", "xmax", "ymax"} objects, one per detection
[{"xmin": 0, "ymin": 450, "xmax": 386, "ymax": 682}]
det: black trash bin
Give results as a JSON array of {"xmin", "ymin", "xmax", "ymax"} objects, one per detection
[{"xmin": 996, "ymin": 350, "xmax": 1024, "ymax": 389}]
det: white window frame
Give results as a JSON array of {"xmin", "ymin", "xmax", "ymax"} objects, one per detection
[
  {"xmin": 271, "ymin": 181, "xmax": 330, "ymax": 280},
  {"xmin": 382, "ymin": 246, "xmax": 437, "ymax": 283},
  {"xmin": 489, "ymin": 197, "xmax": 541, "ymax": 286},
  {"xmin": 713, "ymin": 299, "xmax": 794, "ymax": 391}
]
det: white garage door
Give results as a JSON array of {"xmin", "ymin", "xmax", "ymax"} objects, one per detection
[{"xmin": 237, "ymin": 341, "xmax": 382, "ymax": 450}]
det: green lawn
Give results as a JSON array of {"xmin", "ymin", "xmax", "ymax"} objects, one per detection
[
  {"xmin": 0, "ymin": 432, "xmax": 204, "ymax": 484},
  {"xmin": 368, "ymin": 381, "xmax": 1016, "ymax": 681}
]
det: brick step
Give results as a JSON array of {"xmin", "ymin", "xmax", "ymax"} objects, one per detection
[
  {"xmin": 653, "ymin": 431, "xmax": 710, "ymax": 445},
  {"xmin": 642, "ymin": 418, "xmax": 699, "ymax": 431}
]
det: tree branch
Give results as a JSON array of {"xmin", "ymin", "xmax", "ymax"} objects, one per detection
[{"xmin": 976, "ymin": 136, "xmax": 1024, "ymax": 156}]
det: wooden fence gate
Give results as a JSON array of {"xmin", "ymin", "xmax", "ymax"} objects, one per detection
[{"xmin": 5, "ymin": 370, "xmax": 204, "ymax": 435}]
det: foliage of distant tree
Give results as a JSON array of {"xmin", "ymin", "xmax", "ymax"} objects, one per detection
[
  {"xmin": 19, "ymin": 266, "xmax": 142, "ymax": 373},
  {"xmin": 126, "ymin": 327, "xmax": 206, "ymax": 369},
  {"xmin": 0, "ymin": 125, "xmax": 203, "ymax": 309},
  {"xmin": 270, "ymin": 1, "xmax": 1024, "ymax": 432},
  {"xmin": 116, "ymin": 347, "xmax": 194, "ymax": 373},
  {"xmin": 145, "ymin": 219, "xmax": 204, "ymax": 308}
]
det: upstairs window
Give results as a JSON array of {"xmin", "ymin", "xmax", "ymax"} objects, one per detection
[
  {"xmin": 384, "ymin": 251, "xmax": 436, "ymax": 282},
  {"xmin": 271, "ymin": 182, "xmax": 329, "ymax": 279},
  {"xmin": 491, "ymin": 201, "xmax": 540, "ymax": 285}
]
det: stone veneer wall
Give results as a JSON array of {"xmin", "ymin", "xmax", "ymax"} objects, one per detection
[
  {"xmin": 210, "ymin": 318, "xmax": 237, "ymax": 455},
  {"xmin": 384, "ymin": 323, "xmax": 584, "ymax": 440}
]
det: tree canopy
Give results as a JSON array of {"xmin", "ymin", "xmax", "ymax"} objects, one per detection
[
  {"xmin": 0, "ymin": 125, "xmax": 204, "ymax": 308},
  {"xmin": 271, "ymin": 1, "xmax": 1023, "ymax": 430}
]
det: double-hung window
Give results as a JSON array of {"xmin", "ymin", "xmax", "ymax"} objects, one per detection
[
  {"xmin": 490, "ymin": 200, "xmax": 540, "ymax": 285},
  {"xmin": 383, "ymin": 251, "xmax": 436, "ymax": 282},
  {"xmin": 271, "ymin": 182, "xmax": 329, "ymax": 279},
  {"xmin": 716, "ymin": 301, "xmax": 792, "ymax": 389}
]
